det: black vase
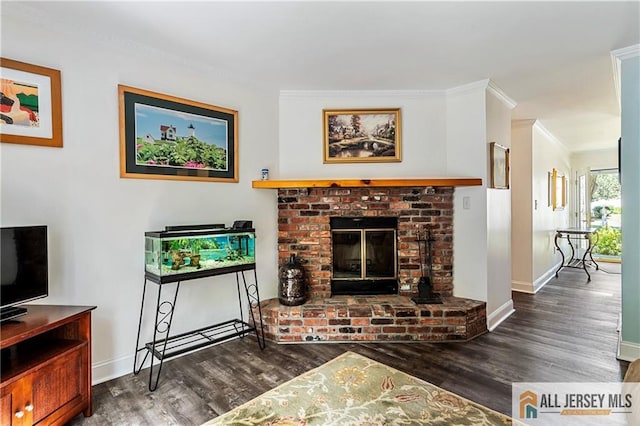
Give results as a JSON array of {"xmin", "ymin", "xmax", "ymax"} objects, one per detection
[{"xmin": 278, "ymin": 254, "xmax": 307, "ymax": 306}]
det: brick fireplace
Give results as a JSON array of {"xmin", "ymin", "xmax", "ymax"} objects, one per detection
[
  {"xmin": 277, "ymin": 186, "xmax": 454, "ymax": 298},
  {"xmin": 252, "ymin": 178, "xmax": 487, "ymax": 343}
]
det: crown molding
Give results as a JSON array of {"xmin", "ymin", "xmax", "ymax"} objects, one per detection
[
  {"xmin": 511, "ymin": 119, "xmax": 537, "ymax": 129},
  {"xmin": 279, "ymin": 90, "xmax": 440, "ymax": 99},
  {"xmin": 611, "ymin": 44, "xmax": 640, "ymax": 61},
  {"xmin": 610, "ymin": 44, "xmax": 640, "ymax": 111},
  {"xmin": 487, "ymin": 80, "xmax": 517, "ymax": 110},
  {"xmin": 533, "ymin": 120, "xmax": 570, "ymax": 155},
  {"xmin": 446, "ymin": 79, "xmax": 490, "ymax": 95},
  {"xmin": 610, "ymin": 53, "xmax": 622, "ymax": 111},
  {"xmin": 445, "ymin": 79, "xmax": 517, "ymax": 109}
]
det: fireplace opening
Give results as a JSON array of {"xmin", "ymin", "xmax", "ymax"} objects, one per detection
[{"xmin": 330, "ymin": 217, "xmax": 398, "ymax": 295}]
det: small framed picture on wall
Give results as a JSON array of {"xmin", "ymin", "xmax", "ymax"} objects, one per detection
[{"xmin": 489, "ymin": 142, "xmax": 509, "ymax": 189}]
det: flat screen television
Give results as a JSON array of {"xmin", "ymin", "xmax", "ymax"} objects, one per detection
[{"xmin": 0, "ymin": 225, "xmax": 49, "ymax": 322}]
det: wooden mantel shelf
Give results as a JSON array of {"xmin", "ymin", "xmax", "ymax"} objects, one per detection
[{"xmin": 252, "ymin": 177, "xmax": 482, "ymax": 189}]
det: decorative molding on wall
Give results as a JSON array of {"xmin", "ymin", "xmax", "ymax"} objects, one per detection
[
  {"xmin": 279, "ymin": 89, "xmax": 441, "ymax": 99},
  {"xmin": 280, "ymin": 80, "xmax": 518, "ymax": 111},
  {"xmin": 445, "ymin": 77, "xmax": 518, "ymax": 111},
  {"xmin": 610, "ymin": 45, "xmax": 640, "ymax": 110},
  {"xmin": 533, "ymin": 120, "xmax": 570, "ymax": 156},
  {"xmin": 487, "ymin": 299, "xmax": 515, "ymax": 331},
  {"xmin": 611, "ymin": 54, "xmax": 623, "ymax": 111},
  {"xmin": 511, "ymin": 118, "xmax": 571, "ymax": 156},
  {"xmin": 446, "ymin": 78, "xmax": 490, "ymax": 95},
  {"xmin": 487, "ymin": 80, "xmax": 517, "ymax": 110},
  {"xmin": 511, "ymin": 119, "xmax": 537, "ymax": 130},
  {"xmin": 612, "ymin": 44, "xmax": 640, "ymax": 60}
]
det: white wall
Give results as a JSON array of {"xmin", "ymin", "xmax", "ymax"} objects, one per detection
[
  {"xmin": 485, "ymin": 89, "xmax": 514, "ymax": 329},
  {"xmin": 532, "ymin": 123, "xmax": 571, "ymax": 282},
  {"xmin": 1, "ymin": 11, "xmax": 280, "ymax": 383},
  {"xmin": 444, "ymin": 82, "xmax": 488, "ymax": 304},
  {"xmin": 511, "ymin": 120, "xmax": 571, "ymax": 293},
  {"xmin": 444, "ymin": 81, "xmax": 515, "ymax": 329},
  {"xmin": 278, "ymin": 91, "xmax": 447, "ymax": 179},
  {"xmin": 571, "ymin": 147, "xmax": 618, "ymax": 172},
  {"xmin": 616, "ymin": 46, "xmax": 640, "ymax": 361},
  {"xmin": 511, "ymin": 121, "xmax": 534, "ymax": 287}
]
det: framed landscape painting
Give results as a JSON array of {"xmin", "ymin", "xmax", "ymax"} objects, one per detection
[
  {"xmin": 118, "ymin": 85, "xmax": 238, "ymax": 182},
  {"xmin": 0, "ymin": 58, "xmax": 63, "ymax": 147},
  {"xmin": 323, "ymin": 108, "xmax": 401, "ymax": 163}
]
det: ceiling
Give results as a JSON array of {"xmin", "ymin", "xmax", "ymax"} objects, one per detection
[{"xmin": 4, "ymin": 1, "xmax": 639, "ymax": 152}]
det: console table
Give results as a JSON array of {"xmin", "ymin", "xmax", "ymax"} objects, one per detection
[
  {"xmin": 1, "ymin": 305, "xmax": 96, "ymax": 425},
  {"xmin": 554, "ymin": 228, "xmax": 599, "ymax": 281}
]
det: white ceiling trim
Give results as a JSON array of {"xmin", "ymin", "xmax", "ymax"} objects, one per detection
[
  {"xmin": 279, "ymin": 90, "xmax": 441, "ymax": 99},
  {"xmin": 610, "ymin": 44, "xmax": 640, "ymax": 110},
  {"xmin": 534, "ymin": 120, "xmax": 570, "ymax": 157},
  {"xmin": 512, "ymin": 119, "xmax": 537, "ymax": 129},
  {"xmin": 487, "ymin": 80, "xmax": 517, "ymax": 110},
  {"xmin": 446, "ymin": 79, "xmax": 490, "ymax": 96},
  {"xmin": 611, "ymin": 44, "xmax": 640, "ymax": 60},
  {"xmin": 610, "ymin": 54, "xmax": 622, "ymax": 112}
]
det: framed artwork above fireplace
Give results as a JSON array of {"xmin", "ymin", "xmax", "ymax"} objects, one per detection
[{"xmin": 323, "ymin": 108, "xmax": 401, "ymax": 163}]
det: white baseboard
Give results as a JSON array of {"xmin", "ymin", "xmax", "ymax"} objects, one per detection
[
  {"xmin": 91, "ymin": 336, "xmax": 242, "ymax": 385},
  {"xmin": 532, "ymin": 262, "xmax": 561, "ymax": 293},
  {"xmin": 512, "ymin": 261, "xmax": 561, "ymax": 294},
  {"xmin": 618, "ymin": 338, "xmax": 640, "ymax": 362},
  {"xmin": 92, "ymin": 354, "xmax": 135, "ymax": 385},
  {"xmin": 487, "ymin": 299, "xmax": 515, "ymax": 331},
  {"xmin": 511, "ymin": 280, "xmax": 534, "ymax": 293}
]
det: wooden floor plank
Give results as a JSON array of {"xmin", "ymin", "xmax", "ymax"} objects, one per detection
[{"xmin": 69, "ymin": 264, "xmax": 629, "ymax": 425}]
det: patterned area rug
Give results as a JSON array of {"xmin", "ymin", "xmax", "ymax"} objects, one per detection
[{"xmin": 203, "ymin": 351, "xmax": 512, "ymax": 425}]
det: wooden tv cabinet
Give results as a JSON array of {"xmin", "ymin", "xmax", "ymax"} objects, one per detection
[{"xmin": 0, "ymin": 305, "xmax": 96, "ymax": 425}]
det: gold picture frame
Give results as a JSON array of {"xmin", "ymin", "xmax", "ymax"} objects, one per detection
[
  {"xmin": 119, "ymin": 85, "xmax": 238, "ymax": 182},
  {"xmin": 551, "ymin": 168, "xmax": 567, "ymax": 211},
  {"xmin": 0, "ymin": 58, "xmax": 63, "ymax": 148},
  {"xmin": 323, "ymin": 108, "xmax": 401, "ymax": 163},
  {"xmin": 489, "ymin": 142, "xmax": 509, "ymax": 189}
]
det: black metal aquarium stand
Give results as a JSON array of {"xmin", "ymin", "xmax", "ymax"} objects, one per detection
[{"xmin": 133, "ymin": 264, "xmax": 266, "ymax": 391}]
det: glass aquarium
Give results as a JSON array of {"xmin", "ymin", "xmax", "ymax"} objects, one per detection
[{"xmin": 145, "ymin": 225, "xmax": 256, "ymax": 283}]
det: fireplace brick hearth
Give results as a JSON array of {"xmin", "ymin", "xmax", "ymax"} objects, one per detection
[
  {"xmin": 253, "ymin": 182, "xmax": 488, "ymax": 343},
  {"xmin": 254, "ymin": 295, "xmax": 487, "ymax": 343}
]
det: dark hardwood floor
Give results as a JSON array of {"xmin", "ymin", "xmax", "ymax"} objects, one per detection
[{"xmin": 69, "ymin": 263, "xmax": 628, "ymax": 425}]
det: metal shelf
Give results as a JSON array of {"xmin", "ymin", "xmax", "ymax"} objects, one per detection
[
  {"xmin": 144, "ymin": 319, "xmax": 257, "ymax": 360},
  {"xmin": 133, "ymin": 268, "xmax": 265, "ymax": 391}
]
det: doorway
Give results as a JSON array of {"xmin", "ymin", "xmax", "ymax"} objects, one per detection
[{"xmin": 589, "ymin": 168, "xmax": 622, "ymax": 262}]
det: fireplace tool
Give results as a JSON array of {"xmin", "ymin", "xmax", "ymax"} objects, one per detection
[{"xmin": 411, "ymin": 226, "xmax": 442, "ymax": 304}]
